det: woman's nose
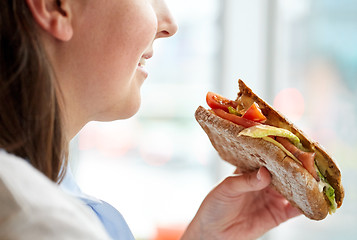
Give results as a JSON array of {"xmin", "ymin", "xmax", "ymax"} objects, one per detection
[{"xmin": 155, "ymin": 1, "xmax": 178, "ymax": 39}]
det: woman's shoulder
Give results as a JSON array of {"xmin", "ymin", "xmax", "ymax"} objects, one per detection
[
  {"xmin": 0, "ymin": 150, "xmax": 111, "ymax": 240},
  {"xmin": 0, "ymin": 149, "xmax": 59, "ymax": 199},
  {"xmin": 0, "ymin": 150, "xmax": 64, "ymax": 212},
  {"xmin": 0, "ymin": 149, "xmax": 43, "ymax": 185}
]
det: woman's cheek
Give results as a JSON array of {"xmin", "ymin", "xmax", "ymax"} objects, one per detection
[{"xmin": 132, "ymin": 10, "xmax": 158, "ymax": 49}]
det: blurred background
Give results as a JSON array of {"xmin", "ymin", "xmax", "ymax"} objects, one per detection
[{"xmin": 69, "ymin": 0, "xmax": 357, "ymax": 239}]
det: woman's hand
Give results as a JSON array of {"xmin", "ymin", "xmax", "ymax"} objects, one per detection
[{"xmin": 181, "ymin": 167, "xmax": 301, "ymax": 240}]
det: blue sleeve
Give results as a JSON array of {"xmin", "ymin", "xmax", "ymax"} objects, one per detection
[
  {"xmin": 83, "ymin": 198, "xmax": 135, "ymax": 240},
  {"xmin": 60, "ymin": 167, "xmax": 135, "ymax": 240}
]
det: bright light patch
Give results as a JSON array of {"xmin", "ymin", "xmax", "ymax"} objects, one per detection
[
  {"xmin": 273, "ymin": 88, "xmax": 305, "ymax": 122},
  {"xmin": 139, "ymin": 132, "xmax": 173, "ymax": 167}
]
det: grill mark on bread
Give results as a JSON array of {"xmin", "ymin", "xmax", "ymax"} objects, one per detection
[{"xmin": 258, "ymin": 158, "xmax": 267, "ymax": 165}]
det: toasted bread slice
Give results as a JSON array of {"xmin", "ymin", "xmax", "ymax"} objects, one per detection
[{"xmin": 195, "ymin": 80, "xmax": 344, "ymax": 220}]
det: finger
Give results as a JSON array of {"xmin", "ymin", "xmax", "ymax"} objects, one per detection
[
  {"xmin": 218, "ymin": 167, "xmax": 272, "ymax": 197},
  {"xmin": 265, "ymin": 186, "xmax": 287, "ymax": 200},
  {"xmin": 233, "ymin": 168, "xmax": 242, "ymax": 174},
  {"xmin": 285, "ymin": 203, "xmax": 302, "ymax": 219}
]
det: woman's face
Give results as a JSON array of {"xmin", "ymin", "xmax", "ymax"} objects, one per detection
[{"xmin": 54, "ymin": 0, "xmax": 177, "ymax": 134}]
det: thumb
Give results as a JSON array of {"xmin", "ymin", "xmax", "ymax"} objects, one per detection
[{"xmin": 217, "ymin": 167, "xmax": 272, "ymax": 198}]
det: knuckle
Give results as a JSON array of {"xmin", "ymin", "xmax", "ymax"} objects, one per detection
[{"xmin": 245, "ymin": 173, "xmax": 258, "ymax": 188}]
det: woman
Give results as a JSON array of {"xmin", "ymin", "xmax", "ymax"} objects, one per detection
[{"xmin": 0, "ymin": 0, "xmax": 301, "ymax": 239}]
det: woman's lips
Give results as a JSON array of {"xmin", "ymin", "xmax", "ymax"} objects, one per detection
[
  {"xmin": 142, "ymin": 52, "xmax": 153, "ymax": 60},
  {"xmin": 137, "ymin": 52, "xmax": 153, "ymax": 77},
  {"xmin": 138, "ymin": 58, "xmax": 146, "ymax": 67}
]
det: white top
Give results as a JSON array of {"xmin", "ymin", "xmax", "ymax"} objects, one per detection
[
  {"xmin": 60, "ymin": 167, "xmax": 135, "ymax": 240},
  {"xmin": 0, "ymin": 150, "xmax": 111, "ymax": 240}
]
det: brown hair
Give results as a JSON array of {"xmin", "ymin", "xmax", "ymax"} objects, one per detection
[{"xmin": 0, "ymin": 0, "xmax": 67, "ymax": 182}]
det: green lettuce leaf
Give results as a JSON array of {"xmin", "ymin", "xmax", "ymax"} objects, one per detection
[
  {"xmin": 315, "ymin": 165, "xmax": 337, "ymax": 213},
  {"xmin": 228, "ymin": 106, "xmax": 239, "ymax": 115}
]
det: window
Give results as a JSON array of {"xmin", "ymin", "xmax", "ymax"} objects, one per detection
[
  {"xmin": 266, "ymin": 0, "xmax": 357, "ymax": 239},
  {"xmin": 70, "ymin": 0, "xmax": 357, "ymax": 239}
]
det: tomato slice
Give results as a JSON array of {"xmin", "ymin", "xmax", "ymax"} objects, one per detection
[
  {"xmin": 206, "ymin": 92, "xmax": 267, "ymax": 124},
  {"xmin": 206, "ymin": 92, "xmax": 237, "ymax": 112},
  {"xmin": 242, "ymin": 102, "xmax": 267, "ymax": 123},
  {"xmin": 213, "ymin": 109, "xmax": 260, "ymax": 128}
]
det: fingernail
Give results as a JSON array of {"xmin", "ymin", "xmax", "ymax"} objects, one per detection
[{"xmin": 257, "ymin": 169, "xmax": 262, "ymax": 181}]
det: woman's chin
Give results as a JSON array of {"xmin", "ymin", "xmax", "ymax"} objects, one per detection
[
  {"xmin": 108, "ymin": 98, "xmax": 142, "ymax": 121},
  {"xmin": 122, "ymin": 97, "xmax": 141, "ymax": 119},
  {"xmin": 120, "ymin": 105, "xmax": 141, "ymax": 120}
]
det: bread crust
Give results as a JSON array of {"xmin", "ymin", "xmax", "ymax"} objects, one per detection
[
  {"xmin": 237, "ymin": 80, "xmax": 344, "ymax": 207},
  {"xmin": 195, "ymin": 80, "xmax": 344, "ymax": 220},
  {"xmin": 195, "ymin": 106, "xmax": 329, "ymax": 220}
]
